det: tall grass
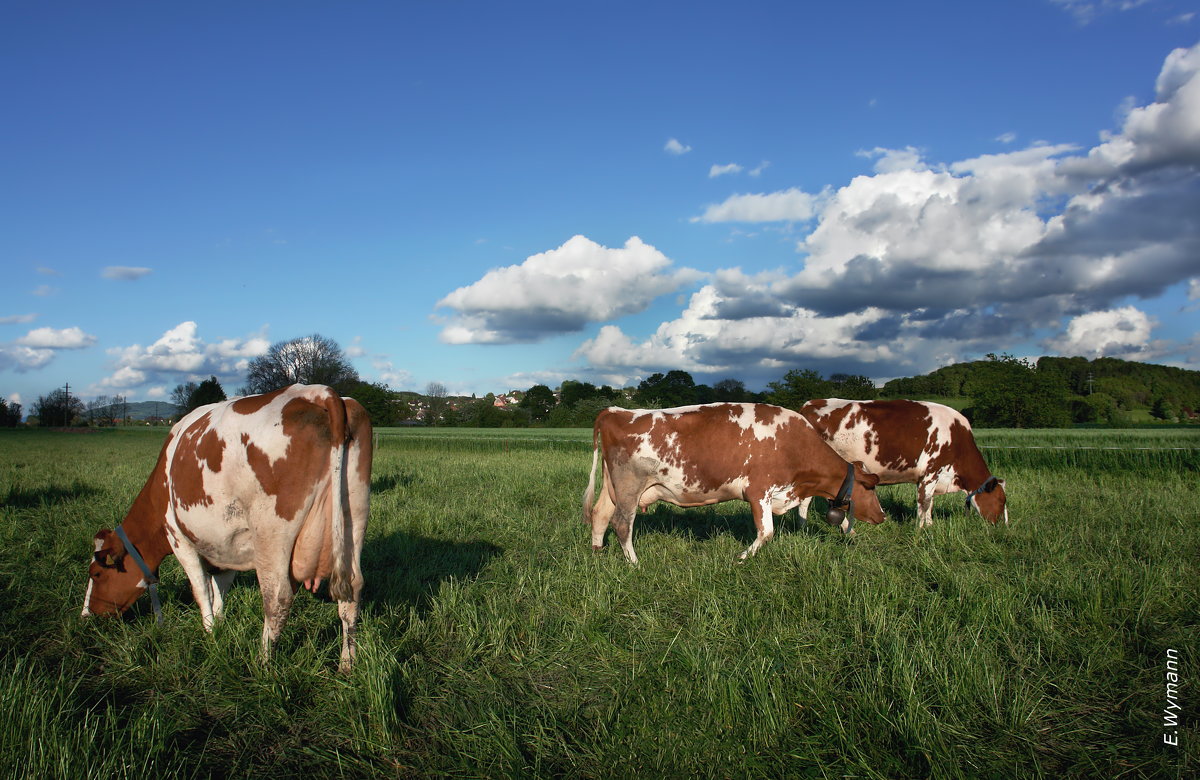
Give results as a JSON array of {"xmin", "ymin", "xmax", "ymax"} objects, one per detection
[{"xmin": 1, "ymin": 426, "xmax": 1197, "ymax": 777}]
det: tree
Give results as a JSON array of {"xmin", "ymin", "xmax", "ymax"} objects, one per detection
[
  {"xmin": 967, "ymin": 354, "xmax": 1070, "ymax": 428},
  {"xmin": 635, "ymin": 370, "xmax": 697, "ymax": 408},
  {"xmin": 33, "ymin": 387, "xmax": 85, "ymax": 427},
  {"xmin": 171, "ymin": 381, "xmax": 198, "ymax": 413},
  {"xmin": 344, "ymin": 381, "xmax": 405, "ymax": 427},
  {"xmin": 765, "ymin": 369, "xmax": 831, "ymax": 410},
  {"xmin": 519, "ymin": 384, "xmax": 557, "ymax": 422},
  {"xmin": 191, "ymin": 376, "xmax": 227, "ymax": 410},
  {"xmin": 714, "ymin": 378, "xmax": 750, "ymax": 402},
  {"xmin": 0, "ymin": 398, "xmax": 21, "ymax": 427},
  {"xmin": 424, "ymin": 382, "xmax": 450, "ymax": 426},
  {"xmin": 828, "ymin": 373, "xmax": 877, "ymax": 400},
  {"xmin": 244, "ymin": 334, "xmax": 360, "ymax": 395}
]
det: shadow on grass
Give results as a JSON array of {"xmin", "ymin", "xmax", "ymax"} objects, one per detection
[
  {"xmin": 3, "ymin": 481, "xmax": 99, "ymax": 508},
  {"xmin": 361, "ymin": 531, "xmax": 503, "ymax": 615},
  {"xmin": 630, "ymin": 501, "xmax": 845, "ymax": 547},
  {"xmin": 371, "ymin": 468, "xmax": 418, "ymax": 495}
]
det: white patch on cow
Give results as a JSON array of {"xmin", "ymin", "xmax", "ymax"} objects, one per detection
[{"xmin": 81, "ymin": 580, "xmax": 94, "ymax": 617}]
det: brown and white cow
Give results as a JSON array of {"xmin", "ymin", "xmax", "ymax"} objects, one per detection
[
  {"xmin": 582, "ymin": 403, "xmax": 886, "ymax": 563},
  {"xmin": 798, "ymin": 399, "xmax": 1007, "ymax": 528},
  {"xmin": 82, "ymin": 384, "xmax": 372, "ymax": 671}
]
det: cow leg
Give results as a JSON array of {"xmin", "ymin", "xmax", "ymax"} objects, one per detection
[
  {"xmin": 590, "ymin": 485, "xmax": 616, "ymax": 552},
  {"xmin": 916, "ymin": 479, "xmax": 935, "ymax": 528},
  {"xmin": 257, "ymin": 574, "xmax": 298, "ymax": 664},
  {"xmin": 611, "ymin": 504, "xmax": 638, "ymax": 564},
  {"xmin": 738, "ymin": 495, "xmax": 776, "ymax": 560},
  {"xmin": 208, "ymin": 569, "xmax": 238, "ymax": 620},
  {"xmin": 173, "ymin": 542, "xmax": 220, "ymax": 631},
  {"xmin": 795, "ymin": 497, "xmax": 812, "ymax": 529}
]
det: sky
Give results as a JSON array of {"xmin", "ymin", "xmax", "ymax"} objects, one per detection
[{"xmin": 3, "ymin": 0, "xmax": 1200, "ymax": 409}]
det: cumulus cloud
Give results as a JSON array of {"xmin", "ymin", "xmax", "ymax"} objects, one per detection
[
  {"xmin": 436, "ymin": 235, "xmax": 700, "ymax": 344},
  {"xmin": 709, "ymin": 163, "xmax": 744, "ymax": 178},
  {"xmin": 664, "ymin": 138, "xmax": 692, "ymax": 155},
  {"xmin": 692, "ymin": 187, "xmax": 823, "ymax": 223},
  {"xmin": 102, "ymin": 266, "xmax": 153, "ymax": 280},
  {"xmin": 0, "ymin": 325, "xmax": 95, "ymax": 373},
  {"xmin": 16, "ymin": 326, "xmax": 96, "ymax": 349},
  {"xmin": 95, "ymin": 321, "xmax": 270, "ymax": 393},
  {"xmin": 1041, "ymin": 306, "xmax": 1162, "ymax": 359},
  {"xmin": 576, "ymin": 41, "xmax": 1200, "ymax": 382}
]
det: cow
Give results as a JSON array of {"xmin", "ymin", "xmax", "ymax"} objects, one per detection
[
  {"xmin": 582, "ymin": 403, "xmax": 886, "ymax": 563},
  {"xmin": 82, "ymin": 384, "xmax": 372, "ymax": 671},
  {"xmin": 797, "ymin": 398, "xmax": 1007, "ymax": 528}
]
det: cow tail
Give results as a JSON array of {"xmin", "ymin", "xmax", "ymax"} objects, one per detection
[
  {"xmin": 582, "ymin": 429, "xmax": 600, "ymax": 525},
  {"xmin": 324, "ymin": 390, "xmax": 353, "ymax": 602}
]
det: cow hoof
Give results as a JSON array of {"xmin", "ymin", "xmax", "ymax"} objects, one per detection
[{"xmin": 591, "ymin": 545, "xmax": 604, "ymax": 553}]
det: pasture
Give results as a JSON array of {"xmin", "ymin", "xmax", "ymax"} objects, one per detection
[{"xmin": 1, "ymin": 426, "xmax": 1196, "ymax": 778}]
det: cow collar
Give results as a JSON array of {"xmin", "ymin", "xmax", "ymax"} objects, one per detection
[
  {"xmin": 964, "ymin": 476, "xmax": 998, "ymax": 511},
  {"xmin": 832, "ymin": 462, "xmax": 855, "ymax": 534},
  {"xmin": 114, "ymin": 525, "xmax": 162, "ymax": 623}
]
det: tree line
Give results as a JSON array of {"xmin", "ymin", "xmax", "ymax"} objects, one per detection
[{"xmin": 8, "ymin": 335, "xmax": 1198, "ymax": 430}]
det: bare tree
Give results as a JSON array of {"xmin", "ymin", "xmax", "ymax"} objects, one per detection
[
  {"xmin": 424, "ymin": 381, "xmax": 449, "ymax": 426},
  {"xmin": 244, "ymin": 334, "xmax": 360, "ymax": 395}
]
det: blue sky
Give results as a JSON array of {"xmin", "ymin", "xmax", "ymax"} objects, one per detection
[{"xmin": 4, "ymin": 0, "xmax": 1200, "ymax": 408}]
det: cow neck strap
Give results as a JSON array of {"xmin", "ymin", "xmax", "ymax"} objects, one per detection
[
  {"xmin": 834, "ymin": 462, "xmax": 854, "ymax": 508},
  {"xmin": 834, "ymin": 462, "xmax": 855, "ymax": 534},
  {"xmin": 114, "ymin": 525, "xmax": 162, "ymax": 624},
  {"xmin": 964, "ymin": 476, "xmax": 996, "ymax": 510}
]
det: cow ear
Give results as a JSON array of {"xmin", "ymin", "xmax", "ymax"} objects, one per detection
[
  {"xmin": 853, "ymin": 462, "xmax": 880, "ymax": 489},
  {"xmin": 984, "ymin": 476, "xmax": 1000, "ymax": 493},
  {"xmin": 92, "ymin": 529, "xmax": 125, "ymax": 568}
]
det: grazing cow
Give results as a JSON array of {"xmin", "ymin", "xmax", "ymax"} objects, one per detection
[
  {"xmin": 82, "ymin": 384, "xmax": 372, "ymax": 671},
  {"xmin": 798, "ymin": 399, "xmax": 1006, "ymax": 528},
  {"xmin": 582, "ymin": 403, "xmax": 886, "ymax": 563}
]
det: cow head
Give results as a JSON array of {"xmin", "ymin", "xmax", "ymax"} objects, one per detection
[
  {"xmin": 847, "ymin": 463, "xmax": 886, "ymax": 525},
  {"xmin": 966, "ymin": 476, "xmax": 1007, "ymax": 525},
  {"xmin": 825, "ymin": 462, "xmax": 886, "ymax": 531},
  {"xmin": 81, "ymin": 529, "xmax": 147, "ymax": 617}
]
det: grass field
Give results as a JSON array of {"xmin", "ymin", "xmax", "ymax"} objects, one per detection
[{"xmin": 1, "ymin": 426, "xmax": 1197, "ymax": 778}]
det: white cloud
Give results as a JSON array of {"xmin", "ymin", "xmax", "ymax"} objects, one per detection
[
  {"xmin": 692, "ymin": 187, "xmax": 822, "ymax": 223},
  {"xmin": 749, "ymin": 161, "xmax": 770, "ymax": 177},
  {"xmin": 16, "ymin": 326, "xmax": 96, "ymax": 349},
  {"xmin": 664, "ymin": 138, "xmax": 692, "ymax": 155},
  {"xmin": 996, "ymin": 132, "xmax": 1017, "ymax": 144},
  {"xmin": 345, "ymin": 336, "xmax": 367, "ymax": 358},
  {"xmin": 856, "ymin": 145, "xmax": 930, "ymax": 174},
  {"xmin": 0, "ymin": 346, "xmax": 55, "ymax": 373},
  {"xmin": 36, "ymin": 267, "xmax": 61, "ymax": 276},
  {"xmin": 587, "ymin": 41, "xmax": 1200, "ymax": 383},
  {"xmin": 709, "ymin": 163, "xmax": 744, "ymax": 178},
  {"xmin": 102, "ymin": 266, "xmax": 153, "ymax": 280},
  {"xmin": 1041, "ymin": 307, "xmax": 1162, "ymax": 359},
  {"xmin": 370, "ymin": 358, "xmax": 413, "ymax": 390},
  {"xmin": 0, "ymin": 314, "xmax": 37, "ymax": 325},
  {"xmin": 436, "ymin": 235, "xmax": 700, "ymax": 344},
  {"xmin": 1189, "ymin": 278, "xmax": 1200, "ymax": 300},
  {"xmin": 32, "ymin": 285, "xmax": 57, "ymax": 297},
  {"xmin": 7, "ymin": 392, "xmax": 22, "ymax": 405},
  {"xmin": 95, "ymin": 321, "xmax": 270, "ymax": 393}
]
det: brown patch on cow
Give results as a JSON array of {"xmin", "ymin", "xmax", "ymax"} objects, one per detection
[
  {"xmin": 231, "ymin": 386, "xmax": 290, "ymax": 416},
  {"xmin": 173, "ymin": 412, "xmax": 217, "ymax": 510},
  {"xmin": 244, "ymin": 397, "xmax": 332, "ymax": 522},
  {"xmin": 754, "ymin": 404, "xmax": 783, "ymax": 425}
]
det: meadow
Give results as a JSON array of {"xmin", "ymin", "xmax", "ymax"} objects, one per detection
[{"xmin": 1, "ymin": 425, "xmax": 1196, "ymax": 778}]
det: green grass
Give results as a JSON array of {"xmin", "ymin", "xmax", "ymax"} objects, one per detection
[{"xmin": 1, "ymin": 426, "xmax": 1197, "ymax": 777}]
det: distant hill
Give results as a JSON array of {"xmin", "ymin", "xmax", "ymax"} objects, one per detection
[
  {"xmin": 881, "ymin": 356, "xmax": 1200, "ymax": 415},
  {"xmin": 86, "ymin": 400, "xmax": 180, "ymax": 422}
]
